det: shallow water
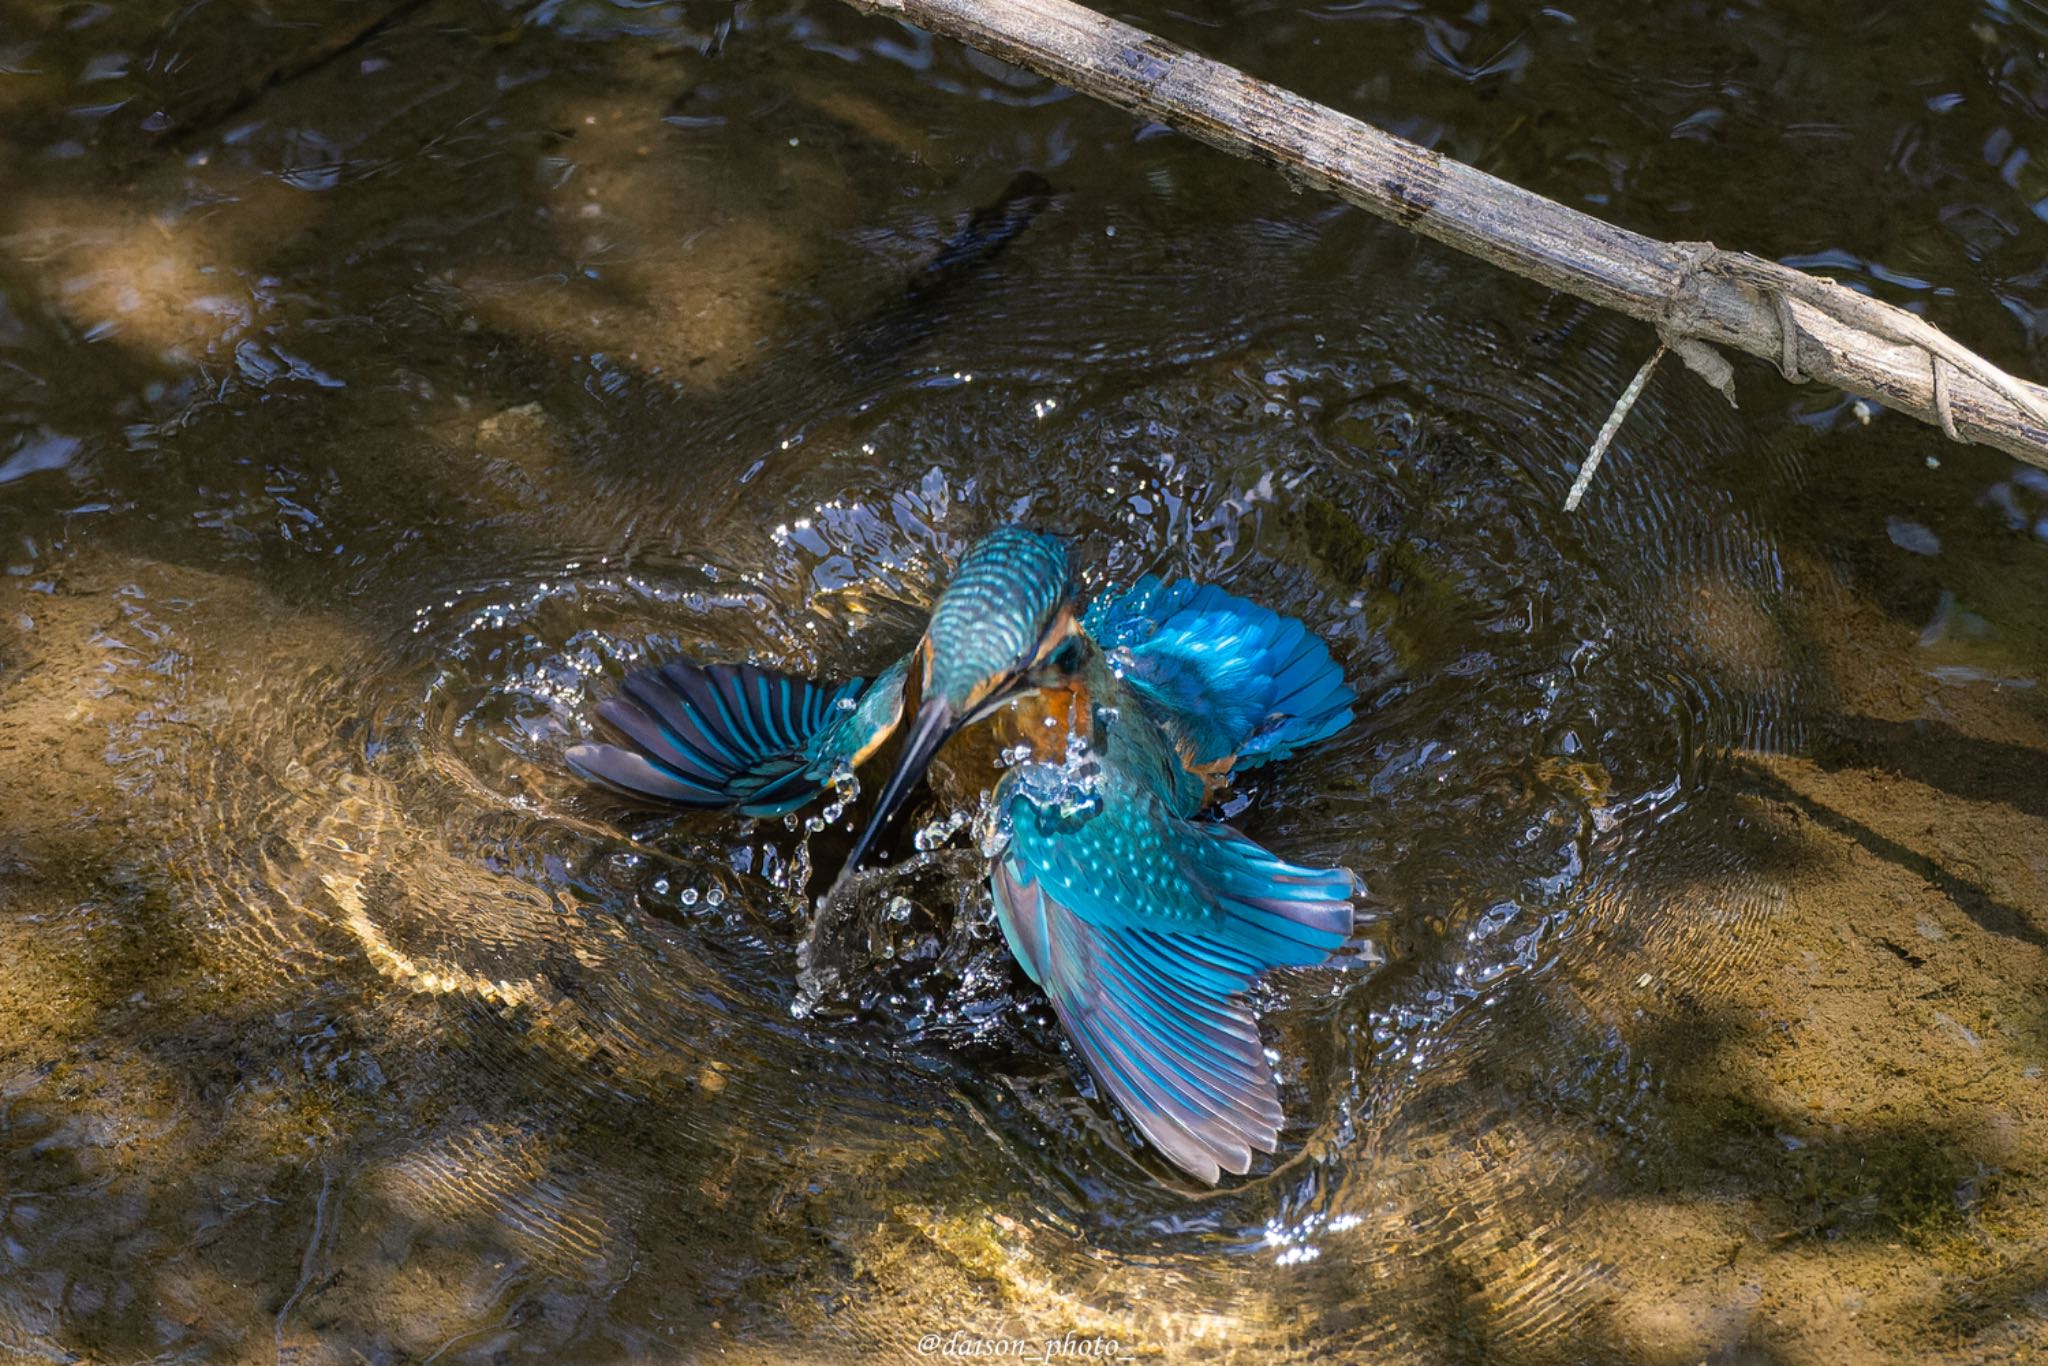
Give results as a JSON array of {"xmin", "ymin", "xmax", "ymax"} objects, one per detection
[{"xmin": 2, "ymin": 1, "xmax": 2046, "ymax": 1361}]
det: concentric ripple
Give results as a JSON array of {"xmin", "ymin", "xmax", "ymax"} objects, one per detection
[
  {"xmin": 121, "ymin": 258, "xmax": 1818, "ymax": 1353},
  {"xmin": 87, "ymin": 277, "xmax": 1782, "ymax": 1354}
]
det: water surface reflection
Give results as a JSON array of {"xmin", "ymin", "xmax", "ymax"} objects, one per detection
[{"xmin": 2, "ymin": 0, "xmax": 2045, "ymax": 1360}]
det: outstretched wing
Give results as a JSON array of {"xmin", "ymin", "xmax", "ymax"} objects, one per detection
[
  {"xmin": 1083, "ymin": 576, "xmax": 1354, "ymax": 774},
  {"xmin": 566, "ymin": 654, "xmax": 908, "ymax": 818},
  {"xmin": 990, "ymin": 767, "xmax": 1353, "ymax": 1182}
]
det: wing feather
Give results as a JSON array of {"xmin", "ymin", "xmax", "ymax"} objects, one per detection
[
  {"xmin": 990, "ymin": 769, "xmax": 1352, "ymax": 1182},
  {"xmin": 1082, "ymin": 575, "xmax": 1354, "ymax": 775},
  {"xmin": 567, "ymin": 654, "xmax": 907, "ymax": 817}
]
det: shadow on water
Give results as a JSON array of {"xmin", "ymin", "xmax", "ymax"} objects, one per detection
[
  {"xmin": 0, "ymin": 0, "xmax": 1078, "ymax": 604},
  {"xmin": 1811, "ymin": 714, "xmax": 2048, "ymax": 823},
  {"xmin": 1739, "ymin": 760, "xmax": 2048, "ymax": 952},
  {"xmin": 1616, "ymin": 1005, "xmax": 1996, "ymax": 1249},
  {"xmin": 3, "ymin": 0, "xmax": 2048, "ymax": 1361}
]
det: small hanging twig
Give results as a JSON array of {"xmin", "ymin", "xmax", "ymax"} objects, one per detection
[
  {"xmin": 1565, "ymin": 343, "xmax": 1667, "ymax": 513},
  {"xmin": 1933, "ymin": 355, "xmax": 1959, "ymax": 442}
]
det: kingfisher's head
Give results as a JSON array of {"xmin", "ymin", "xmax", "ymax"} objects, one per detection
[
  {"xmin": 842, "ymin": 527, "xmax": 1080, "ymax": 877},
  {"xmin": 923, "ymin": 526, "xmax": 1079, "ymax": 719}
]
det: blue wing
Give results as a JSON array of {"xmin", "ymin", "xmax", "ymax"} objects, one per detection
[
  {"xmin": 1082, "ymin": 576, "xmax": 1353, "ymax": 773},
  {"xmin": 566, "ymin": 654, "xmax": 908, "ymax": 818},
  {"xmin": 990, "ymin": 765, "xmax": 1353, "ymax": 1182}
]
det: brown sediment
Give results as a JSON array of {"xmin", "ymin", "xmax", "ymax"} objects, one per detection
[{"xmin": 0, "ymin": 1, "xmax": 2045, "ymax": 1361}]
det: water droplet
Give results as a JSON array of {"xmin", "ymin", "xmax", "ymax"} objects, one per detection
[{"xmin": 680, "ymin": 887, "xmax": 699, "ymax": 906}]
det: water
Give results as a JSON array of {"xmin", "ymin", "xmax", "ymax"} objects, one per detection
[{"xmin": 3, "ymin": 1, "xmax": 2046, "ymax": 1360}]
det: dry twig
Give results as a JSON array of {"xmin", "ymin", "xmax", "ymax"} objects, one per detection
[{"xmin": 1566, "ymin": 344, "xmax": 1667, "ymax": 512}]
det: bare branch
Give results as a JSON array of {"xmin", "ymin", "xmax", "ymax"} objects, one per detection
[{"xmin": 840, "ymin": 0, "xmax": 2048, "ymax": 473}]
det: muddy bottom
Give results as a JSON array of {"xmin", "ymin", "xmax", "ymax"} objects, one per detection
[{"xmin": 1, "ymin": 0, "xmax": 2046, "ymax": 1361}]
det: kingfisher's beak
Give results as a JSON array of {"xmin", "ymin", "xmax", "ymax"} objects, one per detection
[
  {"xmin": 835, "ymin": 694, "xmax": 960, "ymax": 889},
  {"xmin": 827, "ymin": 607, "xmax": 1074, "ymax": 902}
]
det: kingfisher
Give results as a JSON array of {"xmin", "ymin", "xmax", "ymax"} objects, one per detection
[{"xmin": 567, "ymin": 528, "xmax": 1357, "ymax": 1183}]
